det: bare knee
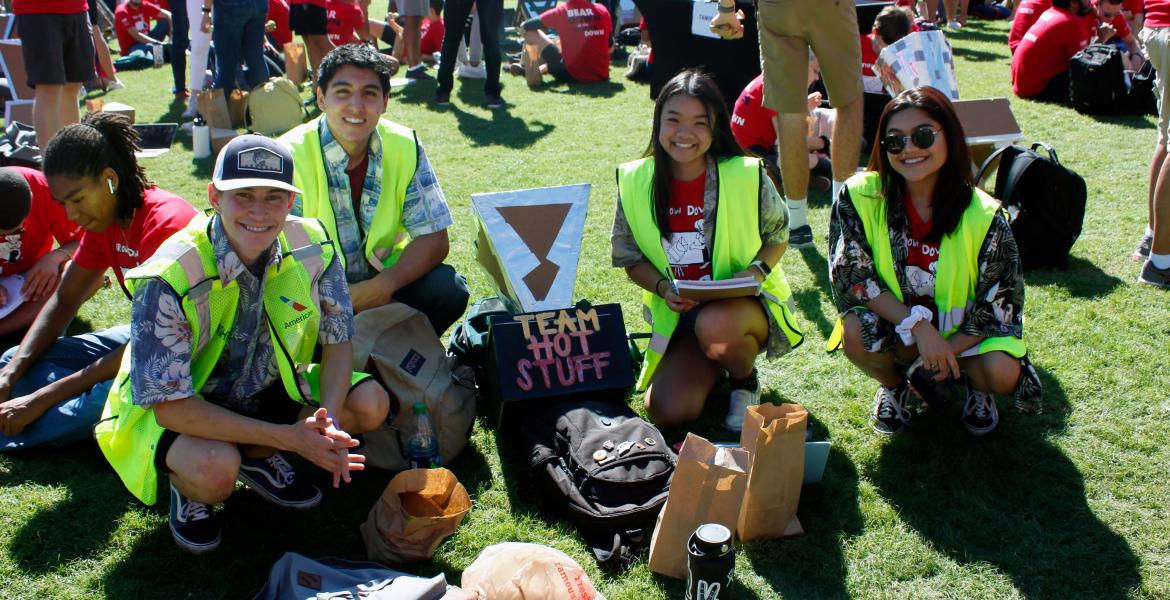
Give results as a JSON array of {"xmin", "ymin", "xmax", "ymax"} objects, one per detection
[
  {"xmin": 840, "ymin": 314, "xmax": 868, "ymax": 362},
  {"xmin": 343, "ymin": 380, "xmax": 390, "ymax": 434},
  {"xmin": 170, "ymin": 440, "xmax": 240, "ymax": 503},
  {"xmin": 645, "ymin": 384, "xmax": 703, "ymax": 429},
  {"xmin": 973, "ymin": 352, "xmax": 1021, "ymax": 395}
]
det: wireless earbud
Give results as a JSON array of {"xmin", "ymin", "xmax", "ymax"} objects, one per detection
[{"xmin": 107, "ymin": 178, "xmax": 115, "ymax": 194}]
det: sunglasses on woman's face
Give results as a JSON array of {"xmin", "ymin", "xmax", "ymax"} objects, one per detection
[{"xmin": 881, "ymin": 126, "xmax": 941, "ymax": 155}]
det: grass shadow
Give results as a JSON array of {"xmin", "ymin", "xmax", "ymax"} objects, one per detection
[
  {"xmin": 549, "ymin": 80, "xmax": 626, "ymax": 99},
  {"xmin": 795, "ymin": 245, "xmax": 835, "ymax": 339},
  {"xmin": 1024, "ymin": 255, "xmax": 1124, "ymax": 298},
  {"xmin": 400, "ymin": 85, "xmax": 558, "ymax": 149},
  {"xmin": 943, "ymin": 24, "xmax": 1009, "ymax": 45},
  {"xmin": 952, "ymin": 47, "xmax": 1004, "ymax": 62},
  {"xmin": 1086, "ymin": 112, "xmax": 1157, "ymax": 130},
  {"xmin": 743, "ymin": 412, "xmax": 862, "ymax": 599},
  {"xmin": 869, "ymin": 367, "xmax": 1141, "ymax": 599}
]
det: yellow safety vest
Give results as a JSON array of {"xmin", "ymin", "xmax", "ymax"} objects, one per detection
[
  {"xmin": 281, "ymin": 117, "xmax": 419, "ymax": 272},
  {"xmin": 95, "ymin": 214, "xmax": 337, "ymax": 506},
  {"xmin": 617, "ymin": 156, "xmax": 804, "ymax": 391},
  {"xmin": 826, "ymin": 171, "xmax": 1026, "ymax": 358}
]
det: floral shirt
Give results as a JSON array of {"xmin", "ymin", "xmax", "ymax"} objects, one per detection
[
  {"xmin": 297, "ymin": 117, "xmax": 452, "ymax": 284},
  {"xmin": 129, "ymin": 216, "xmax": 355, "ymax": 414},
  {"xmin": 827, "ymin": 186, "xmax": 1025, "ymax": 354}
]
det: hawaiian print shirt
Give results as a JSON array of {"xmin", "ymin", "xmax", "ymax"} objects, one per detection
[
  {"xmin": 303, "ymin": 118, "xmax": 452, "ymax": 284},
  {"xmin": 129, "ymin": 215, "xmax": 354, "ymax": 413}
]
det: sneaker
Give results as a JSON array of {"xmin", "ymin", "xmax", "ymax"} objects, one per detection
[
  {"xmin": 237, "ymin": 452, "xmax": 322, "ymax": 509},
  {"xmin": 961, "ymin": 390, "xmax": 998, "ymax": 436},
  {"xmin": 872, "ymin": 383, "xmax": 911, "ymax": 435},
  {"xmin": 485, "ymin": 94, "xmax": 506, "ymax": 109},
  {"xmin": 1138, "ymin": 259, "xmax": 1170, "ymax": 289},
  {"xmin": 724, "ymin": 386, "xmax": 760, "ymax": 432},
  {"xmin": 457, "ymin": 60, "xmax": 487, "ymax": 79},
  {"xmin": 505, "ymin": 62, "xmax": 526, "ymax": 77},
  {"xmin": 405, "ymin": 66, "xmax": 432, "ymax": 81},
  {"xmin": 790, "ymin": 224, "xmax": 814, "ymax": 248},
  {"xmin": 808, "ymin": 175, "xmax": 832, "ymax": 194},
  {"xmin": 1132, "ymin": 231, "xmax": 1153, "ymax": 262},
  {"xmin": 433, "ymin": 90, "xmax": 451, "ymax": 105},
  {"xmin": 947, "ymin": 20, "xmax": 963, "ymax": 30},
  {"xmin": 107, "ymin": 79, "xmax": 126, "ymax": 91},
  {"xmin": 169, "ymin": 483, "xmax": 221, "ymax": 554}
]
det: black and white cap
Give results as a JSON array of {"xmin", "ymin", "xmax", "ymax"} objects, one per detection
[{"xmin": 212, "ymin": 134, "xmax": 302, "ymax": 194}]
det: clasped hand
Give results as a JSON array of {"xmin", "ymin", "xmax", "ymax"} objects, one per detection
[
  {"xmin": 292, "ymin": 407, "xmax": 366, "ymax": 488},
  {"xmin": 912, "ymin": 321, "xmax": 961, "ymax": 381},
  {"xmin": 709, "ymin": 9, "xmax": 745, "ymax": 40}
]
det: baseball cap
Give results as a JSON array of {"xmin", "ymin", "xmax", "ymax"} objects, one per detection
[{"xmin": 212, "ymin": 134, "xmax": 302, "ymax": 195}]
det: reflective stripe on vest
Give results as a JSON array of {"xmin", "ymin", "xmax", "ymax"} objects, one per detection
[
  {"xmin": 95, "ymin": 215, "xmax": 336, "ymax": 506},
  {"xmin": 617, "ymin": 156, "xmax": 803, "ymax": 391},
  {"xmin": 827, "ymin": 171, "xmax": 1025, "ymax": 358},
  {"xmin": 282, "ymin": 116, "xmax": 418, "ymax": 272}
]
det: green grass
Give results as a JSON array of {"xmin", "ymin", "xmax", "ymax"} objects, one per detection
[{"xmin": 3, "ymin": 18, "xmax": 1169, "ymax": 599}]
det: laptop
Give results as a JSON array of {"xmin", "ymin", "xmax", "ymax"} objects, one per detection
[{"xmin": 133, "ymin": 123, "xmax": 179, "ymax": 158}]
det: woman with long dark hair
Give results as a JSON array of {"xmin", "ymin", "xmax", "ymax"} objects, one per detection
[
  {"xmin": 611, "ymin": 69, "xmax": 803, "ymax": 431},
  {"xmin": 0, "ymin": 113, "xmax": 196, "ymax": 450},
  {"xmin": 828, "ymin": 86, "xmax": 1041, "ymax": 437}
]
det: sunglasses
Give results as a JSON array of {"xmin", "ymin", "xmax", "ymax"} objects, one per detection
[{"xmin": 881, "ymin": 126, "xmax": 941, "ymax": 155}]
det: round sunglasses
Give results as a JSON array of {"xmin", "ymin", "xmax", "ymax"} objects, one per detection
[{"xmin": 881, "ymin": 126, "xmax": 941, "ymax": 155}]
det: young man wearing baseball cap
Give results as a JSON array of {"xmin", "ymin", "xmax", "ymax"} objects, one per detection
[{"xmin": 96, "ymin": 134, "xmax": 390, "ymax": 553}]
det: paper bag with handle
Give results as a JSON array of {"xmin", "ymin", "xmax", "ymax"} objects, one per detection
[
  {"xmin": 360, "ymin": 467, "xmax": 471, "ymax": 565},
  {"xmin": 196, "ymin": 88, "xmax": 234, "ymax": 130},
  {"xmin": 737, "ymin": 403, "xmax": 808, "ymax": 541},
  {"xmin": 227, "ymin": 88, "xmax": 249, "ymax": 129},
  {"xmin": 284, "ymin": 41, "xmax": 308, "ymax": 85},
  {"xmin": 648, "ymin": 433, "xmax": 751, "ymax": 579}
]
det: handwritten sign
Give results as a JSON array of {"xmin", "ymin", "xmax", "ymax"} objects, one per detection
[{"xmin": 485, "ymin": 303, "xmax": 634, "ymax": 419}]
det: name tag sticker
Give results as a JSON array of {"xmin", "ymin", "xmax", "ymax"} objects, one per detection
[{"xmin": 691, "ymin": 0, "xmax": 720, "ymax": 39}]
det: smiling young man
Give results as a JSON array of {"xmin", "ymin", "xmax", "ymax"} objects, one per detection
[
  {"xmin": 281, "ymin": 44, "xmax": 469, "ymax": 335},
  {"xmin": 96, "ymin": 135, "xmax": 390, "ymax": 553}
]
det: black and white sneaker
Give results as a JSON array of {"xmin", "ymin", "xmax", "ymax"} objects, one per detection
[
  {"xmin": 962, "ymin": 390, "xmax": 999, "ymax": 436},
  {"xmin": 169, "ymin": 483, "xmax": 221, "ymax": 554},
  {"xmin": 1132, "ymin": 231, "xmax": 1153, "ymax": 262},
  {"xmin": 789, "ymin": 224, "xmax": 814, "ymax": 248},
  {"xmin": 237, "ymin": 452, "xmax": 322, "ymax": 509},
  {"xmin": 1138, "ymin": 259, "xmax": 1170, "ymax": 289},
  {"xmin": 872, "ymin": 383, "xmax": 911, "ymax": 435}
]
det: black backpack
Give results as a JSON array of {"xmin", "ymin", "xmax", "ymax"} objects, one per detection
[
  {"xmin": 976, "ymin": 142, "xmax": 1087, "ymax": 270},
  {"xmin": 1069, "ymin": 44, "xmax": 1128, "ymax": 114},
  {"xmin": 520, "ymin": 399, "xmax": 675, "ymax": 568}
]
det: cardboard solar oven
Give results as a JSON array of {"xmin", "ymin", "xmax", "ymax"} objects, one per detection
[{"xmin": 470, "ymin": 184, "xmax": 635, "ymax": 426}]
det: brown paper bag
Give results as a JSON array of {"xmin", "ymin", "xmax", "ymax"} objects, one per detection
[
  {"xmin": 737, "ymin": 403, "xmax": 808, "ymax": 541},
  {"xmin": 227, "ymin": 88, "xmax": 249, "ymax": 129},
  {"xmin": 461, "ymin": 543, "xmax": 604, "ymax": 600},
  {"xmin": 360, "ymin": 468, "xmax": 471, "ymax": 565},
  {"xmin": 284, "ymin": 41, "xmax": 307, "ymax": 85},
  {"xmin": 648, "ymin": 433, "xmax": 751, "ymax": 579},
  {"xmin": 196, "ymin": 88, "xmax": 233, "ymax": 130}
]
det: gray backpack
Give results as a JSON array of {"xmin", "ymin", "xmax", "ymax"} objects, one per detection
[{"xmin": 255, "ymin": 552, "xmax": 449, "ymax": 599}]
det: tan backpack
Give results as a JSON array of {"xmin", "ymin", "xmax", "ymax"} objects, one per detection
[{"xmin": 245, "ymin": 76, "xmax": 306, "ymax": 136}]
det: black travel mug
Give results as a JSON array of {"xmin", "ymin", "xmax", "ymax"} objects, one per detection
[{"xmin": 686, "ymin": 523, "xmax": 734, "ymax": 600}]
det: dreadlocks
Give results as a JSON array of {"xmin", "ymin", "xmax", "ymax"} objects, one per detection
[{"xmin": 42, "ymin": 112, "xmax": 153, "ymax": 224}]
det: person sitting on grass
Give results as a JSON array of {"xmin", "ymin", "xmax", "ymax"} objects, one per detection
[
  {"xmin": 1010, "ymin": 0, "xmax": 1092, "ymax": 101},
  {"xmin": 611, "ymin": 69, "xmax": 804, "ymax": 432},
  {"xmin": 507, "ymin": 0, "xmax": 613, "ymax": 87},
  {"xmin": 96, "ymin": 135, "xmax": 390, "ymax": 554},
  {"xmin": 281, "ymin": 44, "xmax": 469, "ymax": 336},
  {"xmin": 370, "ymin": 0, "xmax": 445, "ymax": 63},
  {"xmin": 0, "ymin": 113, "xmax": 198, "ymax": 453},
  {"xmin": 0, "ymin": 167, "xmax": 83, "ymax": 339},
  {"xmin": 828, "ymin": 86, "xmax": 1043, "ymax": 437},
  {"xmin": 112, "ymin": 0, "xmax": 173, "ymax": 70}
]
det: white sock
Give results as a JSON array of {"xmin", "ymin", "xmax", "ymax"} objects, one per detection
[
  {"xmin": 787, "ymin": 197, "xmax": 808, "ymax": 229},
  {"xmin": 1146, "ymin": 225, "xmax": 1155, "ymax": 237},
  {"xmin": 1151, "ymin": 252, "xmax": 1170, "ymax": 269},
  {"xmin": 832, "ymin": 180, "xmax": 844, "ymax": 199}
]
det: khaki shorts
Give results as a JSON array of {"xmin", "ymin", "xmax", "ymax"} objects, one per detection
[
  {"xmin": 756, "ymin": 0, "xmax": 863, "ymax": 114},
  {"xmin": 1141, "ymin": 26, "xmax": 1170, "ymax": 145}
]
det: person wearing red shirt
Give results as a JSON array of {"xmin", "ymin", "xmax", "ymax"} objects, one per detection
[
  {"xmin": 114, "ymin": 0, "xmax": 172, "ymax": 57},
  {"xmin": 1123, "ymin": 0, "xmax": 1144, "ymax": 33},
  {"xmin": 12, "ymin": 0, "xmax": 95, "ymax": 151},
  {"xmin": 511, "ymin": 0, "xmax": 613, "ymax": 85},
  {"xmin": 1011, "ymin": 0, "xmax": 1092, "ymax": 100},
  {"xmin": 860, "ymin": 6, "xmax": 915, "ymax": 148},
  {"xmin": 419, "ymin": 10, "xmax": 445, "ymax": 57},
  {"xmin": 326, "ymin": 0, "xmax": 367, "ymax": 45},
  {"xmin": 0, "ymin": 168, "xmax": 83, "ymax": 337},
  {"xmin": 268, "ymin": 0, "xmax": 294, "ymax": 47},
  {"xmin": 1135, "ymin": 0, "xmax": 1170, "ymax": 287},
  {"xmin": 1089, "ymin": 0, "xmax": 1146, "ymax": 69},
  {"xmin": 1009, "ymin": 0, "xmax": 1052, "ymax": 53},
  {"xmin": 291, "ymin": 0, "xmax": 337, "ymax": 82},
  {"xmin": 0, "ymin": 114, "xmax": 197, "ymax": 451}
]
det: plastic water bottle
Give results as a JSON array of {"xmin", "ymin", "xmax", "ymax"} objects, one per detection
[
  {"xmin": 406, "ymin": 402, "xmax": 441, "ymax": 469},
  {"xmin": 192, "ymin": 114, "xmax": 211, "ymax": 159}
]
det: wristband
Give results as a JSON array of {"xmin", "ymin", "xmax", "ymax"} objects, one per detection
[
  {"xmin": 202, "ymin": 7, "xmax": 211, "ymax": 13},
  {"xmin": 750, "ymin": 259, "xmax": 771, "ymax": 278},
  {"xmin": 717, "ymin": 1, "xmax": 735, "ymax": 13},
  {"xmin": 53, "ymin": 247, "xmax": 72, "ymax": 260},
  {"xmin": 655, "ymin": 277, "xmax": 669, "ymax": 297},
  {"xmin": 895, "ymin": 305, "xmax": 933, "ymax": 346}
]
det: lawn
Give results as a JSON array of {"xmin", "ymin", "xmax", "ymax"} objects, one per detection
[{"xmin": 2, "ymin": 17, "xmax": 1169, "ymax": 599}]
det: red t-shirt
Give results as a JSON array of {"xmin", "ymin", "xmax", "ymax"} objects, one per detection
[
  {"xmin": 1149, "ymin": 0, "xmax": 1170, "ymax": 27},
  {"xmin": 1009, "ymin": 0, "xmax": 1052, "ymax": 53},
  {"xmin": 0, "ymin": 168, "xmax": 83, "ymax": 278},
  {"xmin": 13, "ymin": 0, "xmax": 86, "ymax": 15},
  {"xmin": 73, "ymin": 188, "xmax": 197, "ymax": 290},
  {"xmin": 292, "ymin": 0, "xmax": 327, "ymax": 9},
  {"xmin": 540, "ymin": 0, "xmax": 613, "ymax": 83},
  {"xmin": 731, "ymin": 75, "xmax": 777, "ymax": 151},
  {"xmin": 114, "ymin": 1, "xmax": 163, "ymax": 56},
  {"xmin": 269, "ymin": 0, "xmax": 293, "ymax": 47},
  {"xmin": 663, "ymin": 174, "xmax": 712, "ymax": 281},
  {"xmin": 1011, "ymin": 6, "xmax": 1090, "ymax": 98},
  {"xmin": 420, "ymin": 17, "xmax": 444, "ymax": 55},
  {"xmin": 326, "ymin": 0, "xmax": 365, "ymax": 46},
  {"xmin": 903, "ymin": 195, "xmax": 940, "ymax": 325},
  {"xmin": 1088, "ymin": 1, "xmax": 1133, "ymax": 40},
  {"xmin": 1124, "ymin": 0, "xmax": 1145, "ymax": 15}
]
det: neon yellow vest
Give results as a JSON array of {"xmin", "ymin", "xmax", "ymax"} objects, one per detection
[
  {"xmin": 281, "ymin": 117, "xmax": 418, "ymax": 272},
  {"xmin": 617, "ymin": 156, "xmax": 804, "ymax": 391},
  {"xmin": 95, "ymin": 214, "xmax": 337, "ymax": 506},
  {"xmin": 827, "ymin": 171, "xmax": 1025, "ymax": 358}
]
